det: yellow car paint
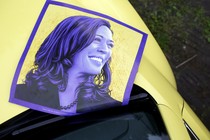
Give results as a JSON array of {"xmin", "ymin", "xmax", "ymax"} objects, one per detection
[{"xmin": 0, "ymin": 0, "xmax": 209, "ymax": 139}]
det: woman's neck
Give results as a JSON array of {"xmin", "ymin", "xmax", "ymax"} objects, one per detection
[{"xmin": 58, "ymin": 69, "xmax": 84, "ymax": 113}]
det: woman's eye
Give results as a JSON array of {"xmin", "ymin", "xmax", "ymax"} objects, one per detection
[
  {"xmin": 94, "ymin": 37, "xmax": 101, "ymax": 42},
  {"xmin": 108, "ymin": 43, "xmax": 114, "ymax": 48}
]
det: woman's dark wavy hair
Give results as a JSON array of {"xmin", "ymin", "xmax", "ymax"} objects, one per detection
[{"xmin": 25, "ymin": 16, "xmax": 112, "ymax": 100}]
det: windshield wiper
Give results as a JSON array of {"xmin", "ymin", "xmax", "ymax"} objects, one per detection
[
  {"xmin": 12, "ymin": 116, "xmax": 65, "ymax": 135},
  {"xmin": 0, "ymin": 110, "xmax": 58, "ymax": 139}
]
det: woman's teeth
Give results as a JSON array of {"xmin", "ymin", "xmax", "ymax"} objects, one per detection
[{"xmin": 90, "ymin": 57, "xmax": 102, "ymax": 63}]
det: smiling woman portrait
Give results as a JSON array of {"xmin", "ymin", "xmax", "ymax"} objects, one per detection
[{"xmin": 15, "ymin": 15, "xmax": 121, "ymax": 113}]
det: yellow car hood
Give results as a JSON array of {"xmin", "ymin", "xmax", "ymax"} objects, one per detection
[{"xmin": 0, "ymin": 0, "xmax": 180, "ymax": 123}]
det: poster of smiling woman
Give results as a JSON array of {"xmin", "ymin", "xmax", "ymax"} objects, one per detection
[{"xmin": 9, "ymin": 1, "xmax": 148, "ymax": 115}]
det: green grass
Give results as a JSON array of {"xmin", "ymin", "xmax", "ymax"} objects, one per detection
[{"xmin": 129, "ymin": 0, "xmax": 210, "ymax": 52}]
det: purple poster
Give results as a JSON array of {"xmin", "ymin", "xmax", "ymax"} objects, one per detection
[{"xmin": 10, "ymin": 1, "xmax": 148, "ymax": 115}]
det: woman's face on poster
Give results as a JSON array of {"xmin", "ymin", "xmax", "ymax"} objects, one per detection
[{"xmin": 72, "ymin": 25, "xmax": 114, "ymax": 75}]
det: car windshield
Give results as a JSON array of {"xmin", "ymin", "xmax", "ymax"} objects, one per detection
[{"xmin": 0, "ymin": 84, "xmax": 170, "ymax": 140}]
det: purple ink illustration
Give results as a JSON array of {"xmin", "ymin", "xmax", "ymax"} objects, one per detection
[{"xmin": 14, "ymin": 16, "xmax": 121, "ymax": 113}]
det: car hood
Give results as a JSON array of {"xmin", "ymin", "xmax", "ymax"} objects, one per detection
[{"xmin": 0, "ymin": 0, "xmax": 181, "ymax": 124}]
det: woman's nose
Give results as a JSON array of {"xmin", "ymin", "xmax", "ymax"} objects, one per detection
[{"xmin": 97, "ymin": 42, "xmax": 110, "ymax": 54}]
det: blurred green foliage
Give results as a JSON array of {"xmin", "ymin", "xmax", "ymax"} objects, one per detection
[{"xmin": 129, "ymin": 0, "xmax": 210, "ymax": 51}]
